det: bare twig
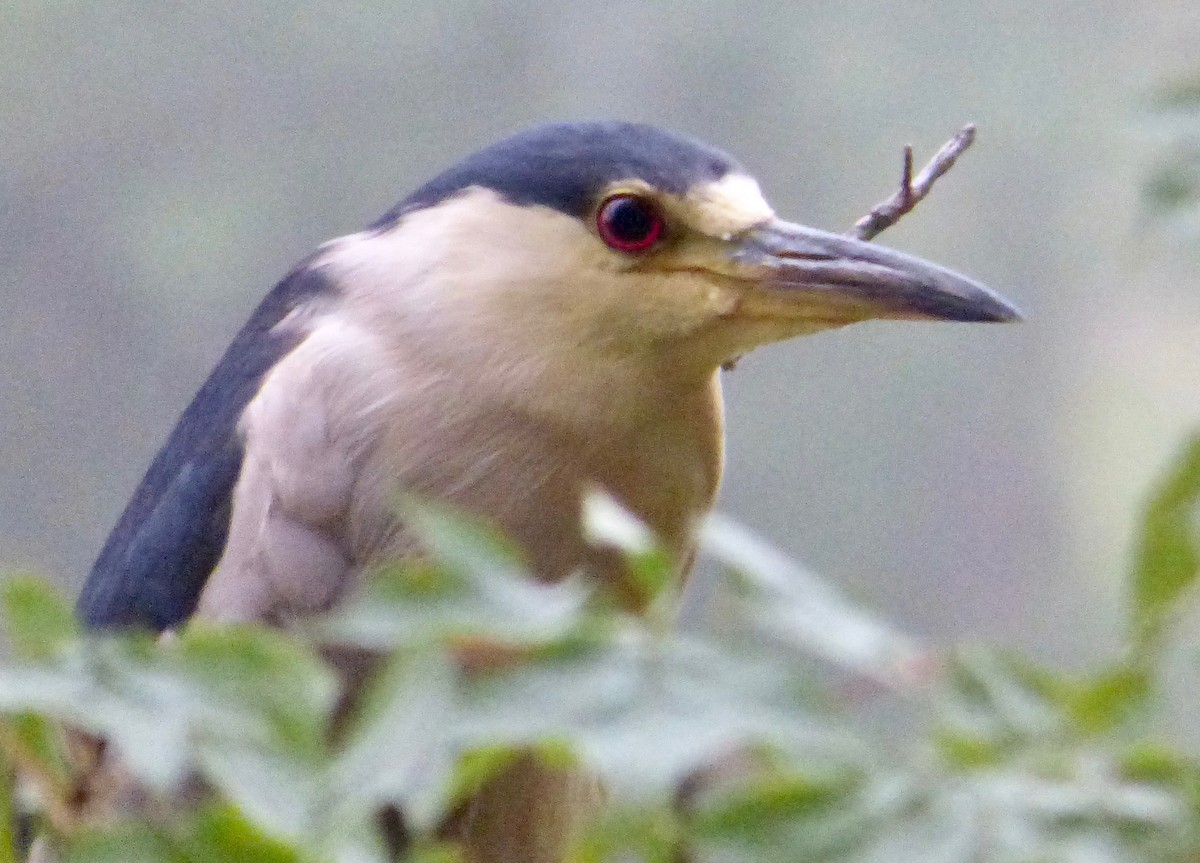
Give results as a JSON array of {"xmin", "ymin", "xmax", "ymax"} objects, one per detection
[{"xmin": 849, "ymin": 124, "xmax": 977, "ymax": 242}]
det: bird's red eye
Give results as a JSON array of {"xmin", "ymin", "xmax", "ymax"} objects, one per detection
[{"xmin": 596, "ymin": 194, "xmax": 664, "ymax": 253}]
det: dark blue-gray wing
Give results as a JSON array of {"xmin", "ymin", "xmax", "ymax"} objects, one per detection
[{"xmin": 77, "ymin": 264, "xmax": 335, "ymax": 631}]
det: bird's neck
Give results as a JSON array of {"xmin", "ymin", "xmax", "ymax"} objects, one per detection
[
  {"xmin": 316, "ymin": 221, "xmax": 728, "ymax": 573},
  {"xmin": 373, "ymin": 332, "xmax": 727, "ymax": 580}
]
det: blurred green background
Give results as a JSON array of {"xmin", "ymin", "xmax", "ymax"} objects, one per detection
[{"xmin": 3, "ymin": 1, "xmax": 1199, "ymax": 665}]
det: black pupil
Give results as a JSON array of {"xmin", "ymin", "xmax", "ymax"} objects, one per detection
[{"xmin": 605, "ymin": 197, "xmax": 655, "ymax": 243}]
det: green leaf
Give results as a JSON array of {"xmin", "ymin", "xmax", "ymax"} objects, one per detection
[
  {"xmin": 5, "ymin": 711, "xmax": 72, "ymax": 786},
  {"xmin": 0, "ymin": 738, "xmax": 15, "ymax": 863},
  {"xmin": 0, "ymin": 641, "xmax": 192, "ymax": 789},
  {"xmin": 852, "ymin": 780, "xmax": 983, "ymax": 863},
  {"xmin": 178, "ymin": 804, "xmax": 300, "ymax": 863},
  {"xmin": 0, "ymin": 621, "xmax": 337, "ymax": 795},
  {"xmin": 581, "ymin": 489, "xmax": 678, "ymax": 609},
  {"xmin": 947, "ymin": 656, "xmax": 1152, "ymax": 741},
  {"xmin": 449, "ymin": 627, "xmax": 850, "ymax": 803},
  {"xmin": 400, "ymin": 496, "xmax": 593, "ymax": 630},
  {"xmin": 321, "ymin": 539, "xmax": 590, "ymax": 652},
  {"xmin": 1131, "ymin": 433, "xmax": 1200, "ymax": 656},
  {"xmin": 573, "ymin": 805, "xmax": 682, "ymax": 863},
  {"xmin": 1151, "ymin": 76, "xmax": 1200, "ymax": 111},
  {"xmin": 176, "ymin": 624, "xmax": 338, "ymax": 760},
  {"xmin": 197, "ymin": 743, "xmax": 323, "ymax": 843},
  {"xmin": 441, "ymin": 745, "xmax": 524, "ymax": 817},
  {"xmin": 1144, "ymin": 158, "xmax": 1200, "ymax": 214},
  {"xmin": 580, "ymin": 488, "xmax": 658, "ymax": 557},
  {"xmin": 699, "ymin": 514, "xmax": 925, "ymax": 685},
  {"xmin": 402, "ymin": 845, "xmax": 464, "ymax": 863},
  {"xmin": 933, "ymin": 728, "xmax": 1005, "ymax": 770},
  {"xmin": 691, "ymin": 770, "xmax": 866, "ymax": 862},
  {"xmin": 316, "ymin": 495, "xmax": 593, "ymax": 654},
  {"xmin": 1, "ymin": 578, "xmax": 77, "ymax": 661},
  {"xmin": 399, "ymin": 496, "xmax": 532, "ymax": 583},
  {"xmin": 330, "ymin": 650, "xmax": 458, "ymax": 830},
  {"xmin": 66, "ymin": 808, "xmax": 302, "ymax": 863},
  {"xmin": 941, "ymin": 649, "xmax": 1066, "ymax": 751},
  {"xmin": 65, "ymin": 824, "xmax": 180, "ymax": 863},
  {"xmin": 1066, "ymin": 666, "xmax": 1150, "ymax": 736},
  {"xmin": 1119, "ymin": 741, "xmax": 1200, "ymax": 810},
  {"xmin": 933, "ymin": 652, "xmax": 1199, "ymax": 858}
]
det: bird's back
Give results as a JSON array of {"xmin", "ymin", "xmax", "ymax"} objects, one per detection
[{"xmin": 77, "ymin": 264, "xmax": 334, "ymax": 630}]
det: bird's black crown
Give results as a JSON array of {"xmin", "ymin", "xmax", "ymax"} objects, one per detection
[{"xmin": 375, "ymin": 121, "xmax": 741, "ymax": 228}]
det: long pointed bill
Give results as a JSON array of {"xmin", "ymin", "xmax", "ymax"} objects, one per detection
[{"xmin": 730, "ymin": 219, "xmax": 1021, "ymax": 323}]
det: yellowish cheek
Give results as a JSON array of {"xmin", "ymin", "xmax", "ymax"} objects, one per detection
[{"xmin": 615, "ymin": 275, "xmax": 744, "ymax": 340}]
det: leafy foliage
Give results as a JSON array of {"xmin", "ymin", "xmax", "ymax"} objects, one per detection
[
  {"xmin": 1142, "ymin": 79, "xmax": 1200, "ymax": 231},
  {"xmin": 1130, "ymin": 434, "xmax": 1200, "ymax": 658},
  {"xmin": 2, "ymin": 457, "xmax": 1200, "ymax": 862}
]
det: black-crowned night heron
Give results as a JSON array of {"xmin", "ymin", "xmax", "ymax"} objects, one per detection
[{"xmin": 76, "ymin": 120, "xmax": 1018, "ymax": 862}]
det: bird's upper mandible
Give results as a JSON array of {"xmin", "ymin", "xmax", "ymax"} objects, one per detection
[{"xmin": 78, "ymin": 120, "xmax": 1019, "ymax": 631}]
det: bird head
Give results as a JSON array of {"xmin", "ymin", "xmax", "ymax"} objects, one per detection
[{"xmin": 323, "ymin": 122, "xmax": 1018, "ymax": 397}]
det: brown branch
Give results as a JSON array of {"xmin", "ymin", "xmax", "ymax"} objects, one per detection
[{"xmin": 849, "ymin": 124, "xmax": 977, "ymax": 242}]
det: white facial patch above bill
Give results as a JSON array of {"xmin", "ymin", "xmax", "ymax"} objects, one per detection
[{"xmin": 680, "ymin": 173, "xmax": 775, "ymax": 239}]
